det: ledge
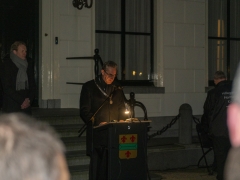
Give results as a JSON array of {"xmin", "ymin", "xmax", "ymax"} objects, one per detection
[
  {"xmin": 123, "ymin": 86, "xmax": 165, "ymax": 94},
  {"xmin": 66, "ymin": 82, "xmax": 165, "ymax": 94}
]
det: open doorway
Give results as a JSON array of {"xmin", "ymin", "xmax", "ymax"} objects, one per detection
[{"xmin": 0, "ymin": 0, "xmax": 39, "ymax": 107}]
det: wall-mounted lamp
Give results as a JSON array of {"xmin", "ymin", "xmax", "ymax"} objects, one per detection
[{"xmin": 72, "ymin": 0, "xmax": 93, "ymax": 10}]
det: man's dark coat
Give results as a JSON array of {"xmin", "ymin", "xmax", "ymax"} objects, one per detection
[{"xmin": 0, "ymin": 55, "xmax": 36, "ymax": 114}]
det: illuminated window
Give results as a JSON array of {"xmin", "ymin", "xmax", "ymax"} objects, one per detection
[
  {"xmin": 208, "ymin": 0, "xmax": 240, "ymax": 85},
  {"xmin": 95, "ymin": 0, "xmax": 153, "ymax": 84}
]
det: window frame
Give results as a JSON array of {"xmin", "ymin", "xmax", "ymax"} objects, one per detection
[
  {"xmin": 208, "ymin": 0, "xmax": 240, "ymax": 86},
  {"xmin": 95, "ymin": 0, "xmax": 154, "ymax": 86}
]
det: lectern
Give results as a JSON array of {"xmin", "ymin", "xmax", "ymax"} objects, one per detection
[{"xmin": 93, "ymin": 121, "xmax": 150, "ymax": 180}]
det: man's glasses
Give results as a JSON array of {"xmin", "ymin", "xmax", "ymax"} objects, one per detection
[{"xmin": 104, "ymin": 70, "xmax": 116, "ymax": 78}]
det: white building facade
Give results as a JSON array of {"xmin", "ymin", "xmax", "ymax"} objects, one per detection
[{"xmin": 40, "ymin": 0, "xmax": 207, "ymax": 130}]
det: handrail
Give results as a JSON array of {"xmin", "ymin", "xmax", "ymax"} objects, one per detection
[
  {"xmin": 66, "ymin": 82, "xmax": 84, "ymax": 85},
  {"xmin": 66, "ymin": 56, "xmax": 94, "ymax": 59},
  {"xmin": 66, "ymin": 49, "xmax": 103, "ymax": 79}
]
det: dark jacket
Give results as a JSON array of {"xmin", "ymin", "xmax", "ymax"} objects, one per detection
[
  {"xmin": 209, "ymin": 80, "xmax": 232, "ymax": 137},
  {"xmin": 80, "ymin": 75, "xmax": 127, "ymax": 125},
  {"xmin": 0, "ymin": 55, "xmax": 36, "ymax": 114},
  {"xmin": 80, "ymin": 75, "xmax": 128, "ymax": 155},
  {"xmin": 201, "ymin": 87, "xmax": 215, "ymax": 131}
]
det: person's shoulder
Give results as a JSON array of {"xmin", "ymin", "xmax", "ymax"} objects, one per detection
[
  {"xmin": 205, "ymin": 88, "xmax": 216, "ymax": 99},
  {"xmin": 81, "ymin": 79, "xmax": 95, "ymax": 93},
  {"xmin": 214, "ymin": 80, "xmax": 232, "ymax": 95},
  {"xmin": 207, "ymin": 87, "xmax": 215, "ymax": 94},
  {"xmin": 2, "ymin": 56, "xmax": 14, "ymax": 67},
  {"xmin": 221, "ymin": 80, "xmax": 232, "ymax": 88},
  {"xmin": 83, "ymin": 79, "xmax": 94, "ymax": 87}
]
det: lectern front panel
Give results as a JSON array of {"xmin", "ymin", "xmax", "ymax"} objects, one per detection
[{"xmin": 94, "ymin": 122, "xmax": 150, "ymax": 180}]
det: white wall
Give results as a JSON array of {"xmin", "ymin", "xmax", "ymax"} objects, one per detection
[
  {"xmin": 134, "ymin": 0, "xmax": 207, "ymax": 117},
  {"xmin": 162, "ymin": 0, "xmax": 207, "ymax": 116},
  {"xmin": 40, "ymin": 0, "xmax": 207, "ymax": 117}
]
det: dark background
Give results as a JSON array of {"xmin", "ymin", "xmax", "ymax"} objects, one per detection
[{"xmin": 0, "ymin": 0, "xmax": 39, "ymax": 107}]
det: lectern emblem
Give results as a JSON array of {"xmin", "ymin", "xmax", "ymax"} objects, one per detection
[{"xmin": 119, "ymin": 134, "xmax": 138, "ymax": 159}]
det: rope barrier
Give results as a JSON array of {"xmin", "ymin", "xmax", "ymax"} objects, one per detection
[
  {"xmin": 148, "ymin": 114, "xmax": 180, "ymax": 140},
  {"xmin": 148, "ymin": 114, "xmax": 201, "ymax": 140}
]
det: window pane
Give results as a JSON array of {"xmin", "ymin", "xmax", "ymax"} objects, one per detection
[
  {"xmin": 125, "ymin": 0, "xmax": 150, "ymax": 33},
  {"xmin": 125, "ymin": 35, "xmax": 150, "ymax": 80},
  {"xmin": 208, "ymin": 0, "xmax": 227, "ymax": 37},
  {"xmin": 95, "ymin": 0, "xmax": 121, "ymax": 31},
  {"xmin": 96, "ymin": 34, "xmax": 122, "ymax": 79},
  {"xmin": 95, "ymin": 0, "xmax": 153, "ymax": 82},
  {"xmin": 230, "ymin": 0, "xmax": 240, "ymax": 38},
  {"xmin": 208, "ymin": 39, "xmax": 227, "ymax": 80},
  {"xmin": 230, "ymin": 41, "xmax": 240, "ymax": 80}
]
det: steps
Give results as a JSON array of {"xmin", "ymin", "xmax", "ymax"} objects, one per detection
[
  {"xmin": 32, "ymin": 108, "xmax": 89, "ymax": 180},
  {"xmin": 32, "ymin": 108, "xmax": 209, "ymax": 180}
]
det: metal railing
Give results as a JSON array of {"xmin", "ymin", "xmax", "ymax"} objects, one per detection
[
  {"xmin": 148, "ymin": 114, "xmax": 200, "ymax": 140},
  {"xmin": 66, "ymin": 49, "xmax": 103, "ymax": 85}
]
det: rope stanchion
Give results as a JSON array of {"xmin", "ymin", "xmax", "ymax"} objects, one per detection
[
  {"xmin": 192, "ymin": 115, "xmax": 200, "ymax": 124},
  {"xmin": 148, "ymin": 114, "xmax": 180, "ymax": 140},
  {"xmin": 148, "ymin": 114, "xmax": 201, "ymax": 140}
]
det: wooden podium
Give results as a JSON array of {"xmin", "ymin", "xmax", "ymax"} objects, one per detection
[{"xmin": 93, "ymin": 121, "xmax": 150, "ymax": 180}]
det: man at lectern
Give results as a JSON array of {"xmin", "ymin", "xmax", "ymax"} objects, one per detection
[{"xmin": 80, "ymin": 61, "xmax": 128, "ymax": 180}]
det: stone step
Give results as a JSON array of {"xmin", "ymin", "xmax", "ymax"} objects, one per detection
[
  {"xmin": 68, "ymin": 143, "xmax": 207, "ymax": 180},
  {"xmin": 67, "ymin": 138, "xmax": 208, "ymax": 173},
  {"xmin": 147, "ymin": 143, "xmax": 214, "ymax": 171},
  {"xmin": 30, "ymin": 108, "xmax": 205, "ymax": 180},
  {"xmin": 69, "ymin": 165, "xmax": 89, "ymax": 180},
  {"xmin": 61, "ymin": 136, "xmax": 86, "ymax": 151},
  {"xmin": 51, "ymin": 124, "xmax": 85, "ymax": 137},
  {"xmin": 64, "ymin": 137, "xmax": 190, "ymax": 168},
  {"xmin": 65, "ymin": 138, "xmax": 198, "ymax": 172},
  {"xmin": 32, "ymin": 108, "xmax": 79, "ymax": 117},
  {"xmin": 66, "ymin": 150, "xmax": 90, "ymax": 166},
  {"xmin": 69, "ymin": 165, "xmax": 162, "ymax": 180},
  {"xmin": 35, "ymin": 116, "xmax": 82, "ymax": 125},
  {"xmin": 69, "ymin": 171, "xmax": 162, "ymax": 180},
  {"xmin": 32, "ymin": 108, "xmax": 82, "ymax": 125}
]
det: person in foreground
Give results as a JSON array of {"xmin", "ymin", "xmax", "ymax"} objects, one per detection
[
  {"xmin": 208, "ymin": 71, "xmax": 232, "ymax": 180},
  {"xmin": 80, "ymin": 61, "xmax": 128, "ymax": 180},
  {"xmin": 0, "ymin": 41, "xmax": 36, "ymax": 115},
  {"xmin": 0, "ymin": 113, "xmax": 70, "ymax": 180},
  {"xmin": 225, "ymin": 63, "xmax": 240, "ymax": 179}
]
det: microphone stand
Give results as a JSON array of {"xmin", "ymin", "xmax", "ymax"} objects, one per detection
[{"xmin": 78, "ymin": 88, "xmax": 115, "ymax": 137}]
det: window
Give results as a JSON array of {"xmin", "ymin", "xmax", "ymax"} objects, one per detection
[
  {"xmin": 208, "ymin": 0, "xmax": 240, "ymax": 85},
  {"xmin": 95, "ymin": 0, "xmax": 153, "ymax": 85}
]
